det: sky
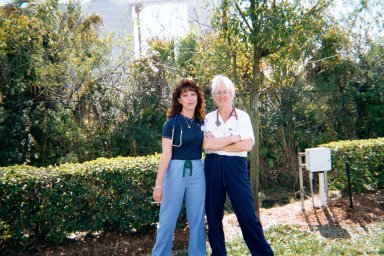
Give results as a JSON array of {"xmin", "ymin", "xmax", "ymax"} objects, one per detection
[
  {"xmin": 330, "ymin": 0, "xmax": 383, "ymax": 40},
  {"xmin": 0, "ymin": 0, "xmax": 90, "ymax": 5},
  {"xmin": 132, "ymin": 2, "xmax": 189, "ymax": 55},
  {"xmin": 1, "ymin": 0, "xmax": 382, "ymax": 53}
]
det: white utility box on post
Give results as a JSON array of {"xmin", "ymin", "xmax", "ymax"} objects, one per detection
[
  {"xmin": 305, "ymin": 147, "xmax": 332, "ymax": 172},
  {"xmin": 305, "ymin": 148, "xmax": 332, "ymax": 206}
]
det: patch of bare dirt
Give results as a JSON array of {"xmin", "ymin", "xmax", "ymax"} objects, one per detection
[
  {"xmin": 15, "ymin": 189, "xmax": 384, "ymax": 255},
  {"xmin": 36, "ymin": 228, "xmax": 189, "ymax": 256},
  {"xmin": 224, "ymin": 189, "xmax": 384, "ymax": 240}
]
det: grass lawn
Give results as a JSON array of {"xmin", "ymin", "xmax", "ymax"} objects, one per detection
[{"xmin": 215, "ymin": 221, "xmax": 384, "ymax": 256}]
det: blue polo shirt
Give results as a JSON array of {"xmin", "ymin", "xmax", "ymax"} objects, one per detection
[{"xmin": 162, "ymin": 114, "xmax": 204, "ymax": 160}]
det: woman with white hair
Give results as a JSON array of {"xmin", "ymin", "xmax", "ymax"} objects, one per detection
[{"xmin": 203, "ymin": 75, "xmax": 274, "ymax": 256}]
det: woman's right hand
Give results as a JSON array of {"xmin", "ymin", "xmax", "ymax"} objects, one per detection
[{"xmin": 153, "ymin": 186, "xmax": 163, "ymax": 206}]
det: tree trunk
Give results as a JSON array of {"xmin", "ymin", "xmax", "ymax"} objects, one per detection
[
  {"xmin": 249, "ymin": 0, "xmax": 263, "ymax": 214},
  {"xmin": 250, "ymin": 47, "xmax": 262, "ymax": 214}
]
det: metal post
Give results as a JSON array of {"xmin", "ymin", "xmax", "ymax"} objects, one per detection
[
  {"xmin": 298, "ymin": 152, "xmax": 306, "ymax": 211},
  {"xmin": 318, "ymin": 172, "xmax": 329, "ymax": 206},
  {"xmin": 345, "ymin": 160, "xmax": 354, "ymax": 208},
  {"xmin": 324, "ymin": 171, "xmax": 329, "ymax": 204},
  {"xmin": 309, "ymin": 172, "xmax": 315, "ymax": 208}
]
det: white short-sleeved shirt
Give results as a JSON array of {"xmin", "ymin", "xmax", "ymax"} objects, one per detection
[{"xmin": 203, "ymin": 108, "xmax": 255, "ymax": 157}]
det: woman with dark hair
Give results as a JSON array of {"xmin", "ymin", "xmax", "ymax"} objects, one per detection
[{"xmin": 152, "ymin": 78, "xmax": 206, "ymax": 256}]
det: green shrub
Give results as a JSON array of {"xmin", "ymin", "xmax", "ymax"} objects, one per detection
[
  {"xmin": 0, "ymin": 155, "xmax": 160, "ymax": 249},
  {"xmin": 319, "ymin": 137, "xmax": 384, "ymax": 193}
]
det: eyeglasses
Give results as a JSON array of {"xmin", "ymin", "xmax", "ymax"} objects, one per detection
[{"xmin": 213, "ymin": 90, "xmax": 231, "ymax": 96}]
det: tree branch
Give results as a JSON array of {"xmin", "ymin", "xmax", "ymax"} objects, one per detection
[{"xmin": 234, "ymin": 3, "xmax": 253, "ymax": 32}]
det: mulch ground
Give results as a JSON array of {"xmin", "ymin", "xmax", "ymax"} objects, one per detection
[{"xmin": 9, "ymin": 189, "xmax": 384, "ymax": 255}]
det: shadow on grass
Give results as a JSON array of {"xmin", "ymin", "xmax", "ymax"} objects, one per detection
[
  {"xmin": 300, "ymin": 189, "xmax": 384, "ymax": 239},
  {"xmin": 316, "ymin": 225, "xmax": 351, "ymax": 238}
]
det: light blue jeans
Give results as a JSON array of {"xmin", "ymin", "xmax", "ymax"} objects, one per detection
[{"xmin": 152, "ymin": 159, "xmax": 206, "ymax": 256}]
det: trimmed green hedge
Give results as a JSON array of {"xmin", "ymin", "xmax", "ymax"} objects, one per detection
[
  {"xmin": 320, "ymin": 137, "xmax": 384, "ymax": 193},
  {"xmin": 0, "ymin": 155, "xmax": 160, "ymax": 249}
]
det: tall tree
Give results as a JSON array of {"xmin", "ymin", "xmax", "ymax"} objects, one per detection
[
  {"xmin": 215, "ymin": 0, "xmax": 330, "ymax": 211},
  {"xmin": 0, "ymin": 0, "xmax": 111, "ymax": 165}
]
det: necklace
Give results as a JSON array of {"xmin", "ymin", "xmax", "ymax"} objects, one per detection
[{"xmin": 182, "ymin": 114, "xmax": 194, "ymax": 128}]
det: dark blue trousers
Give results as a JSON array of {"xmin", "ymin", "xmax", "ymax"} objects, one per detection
[{"xmin": 204, "ymin": 153, "xmax": 274, "ymax": 256}]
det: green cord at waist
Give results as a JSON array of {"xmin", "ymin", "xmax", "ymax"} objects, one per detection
[{"xmin": 183, "ymin": 160, "xmax": 193, "ymax": 177}]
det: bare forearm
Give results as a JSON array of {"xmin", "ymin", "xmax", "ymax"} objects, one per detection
[
  {"xmin": 155, "ymin": 138, "xmax": 172, "ymax": 186},
  {"xmin": 155, "ymin": 154, "xmax": 172, "ymax": 186},
  {"xmin": 221, "ymin": 139, "xmax": 253, "ymax": 152},
  {"xmin": 153, "ymin": 138, "xmax": 172, "ymax": 205},
  {"xmin": 155, "ymin": 155, "xmax": 171, "ymax": 186},
  {"xmin": 203, "ymin": 136, "xmax": 239, "ymax": 150}
]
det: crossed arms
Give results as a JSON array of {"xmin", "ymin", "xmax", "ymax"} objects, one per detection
[{"xmin": 203, "ymin": 131, "xmax": 253, "ymax": 152}]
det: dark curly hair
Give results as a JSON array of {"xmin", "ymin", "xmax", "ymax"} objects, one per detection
[{"xmin": 167, "ymin": 78, "xmax": 205, "ymax": 122}]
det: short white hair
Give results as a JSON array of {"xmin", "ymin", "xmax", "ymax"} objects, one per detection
[{"xmin": 211, "ymin": 75, "xmax": 235, "ymax": 97}]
